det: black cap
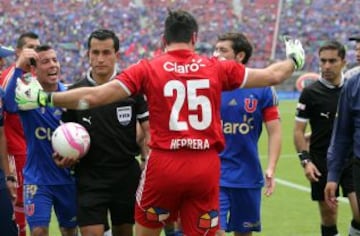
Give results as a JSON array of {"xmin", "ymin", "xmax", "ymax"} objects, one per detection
[{"xmin": 349, "ymin": 36, "xmax": 360, "ymax": 42}]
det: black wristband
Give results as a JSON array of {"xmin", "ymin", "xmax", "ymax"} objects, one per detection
[
  {"xmin": 6, "ymin": 175, "xmax": 17, "ymax": 183},
  {"xmin": 298, "ymin": 150, "xmax": 311, "ymax": 161}
]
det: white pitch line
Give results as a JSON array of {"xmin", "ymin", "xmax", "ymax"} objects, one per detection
[
  {"xmin": 276, "ymin": 178, "xmax": 349, "ymax": 204},
  {"xmin": 260, "ymin": 153, "xmax": 349, "ymax": 203}
]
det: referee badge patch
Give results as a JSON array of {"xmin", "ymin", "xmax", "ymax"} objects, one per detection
[{"xmin": 117, "ymin": 106, "xmax": 132, "ymax": 125}]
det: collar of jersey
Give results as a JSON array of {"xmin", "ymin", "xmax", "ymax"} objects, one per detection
[
  {"xmin": 167, "ymin": 49, "xmax": 194, "ymax": 56},
  {"xmin": 86, "ymin": 67, "xmax": 117, "ymax": 85},
  {"xmin": 319, "ymin": 76, "xmax": 344, "ymax": 89}
]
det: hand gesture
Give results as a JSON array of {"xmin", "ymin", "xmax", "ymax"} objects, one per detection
[
  {"xmin": 15, "ymin": 48, "xmax": 38, "ymax": 72},
  {"xmin": 284, "ymin": 36, "xmax": 305, "ymax": 70}
]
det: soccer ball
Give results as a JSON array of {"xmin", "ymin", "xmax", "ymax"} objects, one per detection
[{"xmin": 51, "ymin": 122, "xmax": 91, "ymax": 159}]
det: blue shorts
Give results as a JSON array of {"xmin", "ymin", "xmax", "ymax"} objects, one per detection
[
  {"xmin": 219, "ymin": 187, "xmax": 261, "ymax": 233},
  {"xmin": 0, "ymin": 188, "xmax": 18, "ymax": 236},
  {"xmin": 24, "ymin": 184, "xmax": 77, "ymax": 230}
]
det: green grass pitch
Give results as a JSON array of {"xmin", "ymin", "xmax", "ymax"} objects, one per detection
[{"xmin": 36, "ymin": 100, "xmax": 353, "ymax": 235}]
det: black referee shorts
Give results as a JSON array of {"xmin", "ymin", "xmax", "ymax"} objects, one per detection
[
  {"xmin": 76, "ymin": 160, "xmax": 141, "ymax": 227},
  {"xmin": 311, "ymin": 155, "xmax": 354, "ymax": 201}
]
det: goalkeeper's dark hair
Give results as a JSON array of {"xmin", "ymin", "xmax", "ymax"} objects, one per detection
[
  {"xmin": 164, "ymin": 9, "xmax": 198, "ymax": 44},
  {"xmin": 318, "ymin": 40, "xmax": 346, "ymax": 59},
  {"xmin": 217, "ymin": 32, "xmax": 253, "ymax": 64},
  {"xmin": 17, "ymin": 32, "xmax": 39, "ymax": 49},
  {"xmin": 87, "ymin": 29, "xmax": 119, "ymax": 52}
]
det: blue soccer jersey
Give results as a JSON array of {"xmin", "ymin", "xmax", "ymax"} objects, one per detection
[
  {"xmin": 4, "ymin": 68, "xmax": 74, "ymax": 185},
  {"xmin": 220, "ymin": 87, "xmax": 279, "ymax": 188}
]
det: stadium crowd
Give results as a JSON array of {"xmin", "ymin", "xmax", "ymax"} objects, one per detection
[{"xmin": 0, "ymin": 0, "xmax": 358, "ymax": 83}]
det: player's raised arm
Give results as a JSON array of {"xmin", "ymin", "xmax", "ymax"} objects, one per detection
[
  {"xmin": 244, "ymin": 36, "xmax": 305, "ymax": 88},
  {"xmin": 51, "ymin": 79, "xmax": 128, "ymax": 109},
  {"xmin": 15, "ymin": 76, "xmax": 129, "ymax": 110}
]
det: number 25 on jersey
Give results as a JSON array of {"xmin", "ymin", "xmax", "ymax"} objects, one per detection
[{"xmin": 164, "ymin": 79, "xmax": 212, "ymax": 131}]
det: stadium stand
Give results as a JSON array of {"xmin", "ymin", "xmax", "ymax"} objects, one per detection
[{"xmin": 0, "ymin": 0, "xmax": 359, "ymax": 86}]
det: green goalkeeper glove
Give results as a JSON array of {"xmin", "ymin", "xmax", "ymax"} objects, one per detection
[
  {"xmin": 284, "ymin": 36, "xmax": 305, "ymax": 70},
  {"xmin": 15, "ymin": 75, "xmax": 53, "ymax": 110}
]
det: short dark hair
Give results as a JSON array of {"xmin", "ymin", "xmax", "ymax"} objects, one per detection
[
  {"xmin": 217, "ymin": 32, "xmax": 253, "ymax": 64},
  {"xmin": 16, "ymin": 32, "xmax": 39, "ymax": 49},
  {"xmin": 87, "ymin": 29, "xmax": 119, "ymax": 52},
  {"xmin": 164, "ymin": 9, "xmax": 198, "ymax": 44},
  {"xmin": 34, "ymin": 44, "xmax": 53, "ymax": 53},
  {"xmin": 29, "ymin": 45, "xmax": 54, "ymax": 67},
  {"xmin": 318, "ymin": 40, "xmax": 346, "ymax": 60}
]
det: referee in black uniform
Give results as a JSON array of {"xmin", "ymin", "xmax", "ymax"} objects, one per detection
[
  {"xmin": 61, "ymin": 29, "xmax": 149, "ymax": 236},
  {"xmin": 294, "ymin": 40, "xmax": 360, "ymax": 236}
]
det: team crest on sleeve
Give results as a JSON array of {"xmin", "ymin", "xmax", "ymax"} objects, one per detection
[
  {"xmin": 198, "ymin": 210, "xmax": 219, "ymax": 229},
  {"xmin": 117, "ymin": 106, "xmax": 132, "ymax": 125},
  {"xmin": 296, "ymin": 103, "xmax": 306, "ymax": 110}
]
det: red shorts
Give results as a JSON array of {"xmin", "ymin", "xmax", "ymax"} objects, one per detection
[{"xmin": 135, "ymin": 148, "xmax": 220, "ymax": 235}]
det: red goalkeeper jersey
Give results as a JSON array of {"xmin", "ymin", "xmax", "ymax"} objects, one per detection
[{"xmin": 116, "ymin": 49, "xmax": 247, "ymax": 152}]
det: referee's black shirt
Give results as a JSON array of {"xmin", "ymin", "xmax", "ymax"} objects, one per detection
[{"xmin": 295, "ymin": 78, "xmax": 343, "ymax": 158}]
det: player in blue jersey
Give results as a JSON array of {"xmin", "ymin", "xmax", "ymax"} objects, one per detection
[
  {"xmin": 214, "ymin": 32, "xmax": 281, "ymax": 236},
  {"xmin": 4, "ymin": 45, "xmax": 77, "ymax": 236}
]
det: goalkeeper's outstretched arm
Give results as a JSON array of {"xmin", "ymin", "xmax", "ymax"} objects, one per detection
[
  {"xmin": 244, "ymin": 36, "xmax": 305, "ymax": 88},
  {"xmin": 51, "ymin": 80, "xmax": 129, "ymax": 110}
]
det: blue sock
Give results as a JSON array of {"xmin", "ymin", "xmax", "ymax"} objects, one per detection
[{"xmin": 164, "ymin": 228, "xmax": 183, "ymax": 236}]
